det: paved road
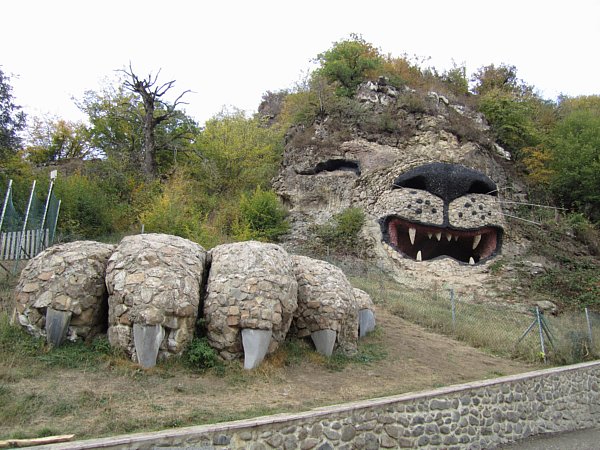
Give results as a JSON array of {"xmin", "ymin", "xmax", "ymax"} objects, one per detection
[{"xmin": 498, "ymin": 427, "xmax": 600, "ymax": 449}]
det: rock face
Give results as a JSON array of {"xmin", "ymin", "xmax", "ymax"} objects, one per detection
[
  {"xmin": 204, "ymin": 241, "xmax": 298, "ymax": 362},
  {"xmin": 291, "ymin": 255, "xmax": 359, "ymax": 355},
  {"xmin": 13, "ymin": 241, "xmax": 115, "ymax": 344},
  {"xmin": 274, "ymin": 78, "xmax": 524, "ymax": 297},
  {"xmin": 105, "ymin": 234, "xmax": 206, "ymax": 367}
]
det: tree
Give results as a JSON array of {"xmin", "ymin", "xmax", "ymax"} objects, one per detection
[
  {"xmin": 121, "ymin": 65, "xmax": 191, "ymax": 179},
  {"xmin": 25, "ymin": 116, "xmax": 90, "ymax": 164},
  {"xmin": 0, "ymin": 68, "xmax": 26, "ymax": 159},
  {"xmin": 471, "ymin": 63, "xmax": 523, "ymax": 96},
  {"xmin": 547, "ymin": 96, "xmax": 600, "ymax": 221},
  {"xmin": 316, "ymin": 34, "xmax": 383, "ymax": 97}
]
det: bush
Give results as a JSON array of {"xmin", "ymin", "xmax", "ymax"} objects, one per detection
[
  {"xmin": 313, "ymin": 207, "xmax": 367, "ymax": 256},
  {"xmin": 235, "ymin": 187, "xmax": 289, "ymax": 242},
  {"xmin": 184, "ymin": 337, "xmax": 222, "ymax": 371}
]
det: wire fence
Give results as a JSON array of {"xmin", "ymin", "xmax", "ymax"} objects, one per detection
[
  {"xmin": 339, "ymin": 260, "xmax": 600, "ymax": 366},
  {"xmin": 0, "ymin": 178, "xmax": 61, "ymax": 272}
]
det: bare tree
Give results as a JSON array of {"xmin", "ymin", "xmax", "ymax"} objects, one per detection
[{"xmin": 121, "ymin": 64, "xmax": 191, "ymax": 179}]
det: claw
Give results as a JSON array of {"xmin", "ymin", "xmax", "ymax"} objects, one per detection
[
  {"xmin": 133, "ymin": 323, "xmax": 165, "ymax": 369},
  {"xmin": 242, "ymin": 329, "xmax": 272, "ymax": 370},
  {"xmin": 311, "ymin": 329, "xmax": 337, "ymax": 356}
]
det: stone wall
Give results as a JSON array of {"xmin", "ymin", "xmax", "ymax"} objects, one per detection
[{"xmin": 40, "ymin": 361, "xmax": 600, "ymax": 449}]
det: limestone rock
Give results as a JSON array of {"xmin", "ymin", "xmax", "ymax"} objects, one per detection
[
  {"xmin": 106, "ymin": 234, "xmax": 206, "ymax": 365},
  {"xmin": 13, "ymin": 240, "xmax": 115, "ymax": 342},
  {"xmin": 291, "ymin": 255, "xmax": 359, "ymax": 355},
  {"xmin": 204, "ymin": 241, "xmax": 298, "ymax": 360}
]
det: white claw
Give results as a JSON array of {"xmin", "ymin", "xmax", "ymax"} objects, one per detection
[
  {"xmin": 427, "ymin": 233, "xmax": 432, "ymax": 239},
  {"xmin": 472, "ymin": 234, "xmax": 481, "ymax": 250},
  {"xmin": 416, "ymin": 250, "xmax": 422, "ymax": 262},
  {"xmin": 435, "ymin": 232, "xmax": 442, "ymax": 241},
  {"xmin": 409, "ymin": 227, "xmax": 416, "ymax": 245},
  {"xmin": 446, "ymin": 233, "xmax": 452, "ymax": 241},
  {"xmin": 469, "ymin": 257, "xmax": 475, "ymax": 265}
]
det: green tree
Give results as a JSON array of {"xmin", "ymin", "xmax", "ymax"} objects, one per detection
[
  {"xmin": 316, "ymin": 34, "xmax": 383, "ymax": 97},
  {"xmin": 192, "ymin": 109, "xmax": 284, "ymax": 195},
  {"xmin": 0, "ymin": 68, "xmax": 26, "ymax": 159},
  {"xmin": 235, "ymin": 186, "xmax": 289, "ymax": 241},
  {"xmin": 25, "ymin": 116, "xmax": 90, "ymax": 164},
  {"xmin": 547, "ymin": 96, "xmax": 600, "ymax": 221},
  {"xmin": 471, "ymin": 63, "xmax": 523, "ymax": 96}
]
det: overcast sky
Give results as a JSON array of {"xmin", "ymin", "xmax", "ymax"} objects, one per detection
[{"xmin": 2, "ymin": 0, "xmax": 599, "ymax": 126}]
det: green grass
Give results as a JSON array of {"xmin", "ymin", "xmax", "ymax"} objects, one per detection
[{"xmin": 350, "ymin": 271, "xmax": 600, "ymax": 365}]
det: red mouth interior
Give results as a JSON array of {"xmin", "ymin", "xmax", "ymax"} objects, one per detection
[{"xmin": 386, "ymin": 217, "xmax": 499, "ymax": 264}]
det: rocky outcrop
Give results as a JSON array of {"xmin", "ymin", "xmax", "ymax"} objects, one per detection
[
  {"xmin": 204, "ymin": 241, "xmax": 297, "ymax": 367},
  {"xmin": 273, "ymin": 78, "xmax": 527, "ymax": 299},
  {"xmin": 13, "ymin": 241, "xmax": 115, "ymax": 345},
  {"xmin": 291, "ymin": 255, "xmax": 360, "ymax": 355},
  {"xmin": 105, "ymin": 234, "xmax": 206, "ymax": 368}
]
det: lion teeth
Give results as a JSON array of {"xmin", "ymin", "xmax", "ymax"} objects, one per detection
[
  {"xmin": 469, "ymin": 257, "xmax": 475, "ymax": 265},
  {"xmin": 446, "ymin": 233, "xmax": 452, "ymax": 241},
  {"xmin": 416, "ymin": 250, "xmax": 422, "ymax": 262},
  {"xmin": 409, "ymin": 227, "xmax": 416, "ymax": 245},
  {"xmin": 427, "ymin": 233, "xmax": 432, "ymax": 239},
  {"xmin": 472, "ymin": 235, "xmax": 481, "ymax": 250},
  {"xmin": 454, "ymin": 235, "xmax": 459, "ymax": 241},
  {"xmin": 435, "ymin": 232, "xmax": 442, "ymax": 241}
]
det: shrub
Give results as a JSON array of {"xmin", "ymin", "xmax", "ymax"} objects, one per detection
[
  {"xmin": 313, "ymin": 207, "xmax": 367, "ymax": 256},
  {"xmin": 235, "ymin": 187, "xmax": 289, "ymax": 242},
  {"xmin": 184, "ymin": 337, "xmax": 222, "ymax": 371}
]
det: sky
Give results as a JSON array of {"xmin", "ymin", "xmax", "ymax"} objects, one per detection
[{"xmin": 2, "ymin": 0, "xmax": 599, "ymax": 126}]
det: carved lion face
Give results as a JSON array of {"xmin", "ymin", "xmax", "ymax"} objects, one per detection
[{"xmin": 375, "ymin": 162, "xmax": 504, "ymax": 265}]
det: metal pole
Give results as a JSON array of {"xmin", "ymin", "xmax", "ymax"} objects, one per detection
[
  {"xmin": 50, "ymin": 200, "xmax": 61, "ymax": 244},
  {"xmin": 38, "ymin": 181, "xmax": 54, "ymax": 254},
  {"xmin": 585, "ymin": 307, "xmax": 593, "ymax": 348},
  {"xmin": 536, "ymin": 307, "xmax": 546, "ymax": 363},
  {"xmin": 449, "ymin": 289, "xmax": 456, "ymax": 331},
  {"xmin": 0, "ymin": 179, "xmax": 13, "ymax": 233},
  {"xmin": 13, "ymin": 180, "xmax": 36, "ymax": 273}
]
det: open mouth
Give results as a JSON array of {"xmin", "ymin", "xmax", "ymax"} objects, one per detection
[{"xmin": 383, "ymin": 217, "xmax": 501, "ymax": 264}]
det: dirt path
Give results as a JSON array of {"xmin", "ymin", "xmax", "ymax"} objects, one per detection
[{"xmin": 1, "ymin": 307, "xmax": 539, "ymax": 440}]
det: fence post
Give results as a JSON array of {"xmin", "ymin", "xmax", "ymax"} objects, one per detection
[
  {"xmin": 448, "ymin": 289, "xmax": 456, "ymax": 331},
  {"xmin": 536, "ymin": 307, "xmax": 546, "ymax": 363},
  {"xmin": 585, "ymin": 307, "xmax": 594, "ymax": 348}
]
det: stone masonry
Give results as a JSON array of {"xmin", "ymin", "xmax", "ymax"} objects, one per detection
[
  {"xmin": 37, "ymin": 361, "xmax": 600, "ymax": 449},
  {"xmin": 204, "ymin": 241, "xmax": 298, "ymax": 360},
  {"xmin": 105, "ymin": 234, "xmax": 206, "ymax": 363},
  {"xmin": 13, "ymin": 240, "xmax": 115, "ymax": 342},
  {"xmin": 291, "ymin": 255, "xmax": 359, "ymax": 355}
]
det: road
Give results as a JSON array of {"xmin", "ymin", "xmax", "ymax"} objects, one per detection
[{"xmin": 498, "ymin": 427, "xmax": 600, "ymax": 449}]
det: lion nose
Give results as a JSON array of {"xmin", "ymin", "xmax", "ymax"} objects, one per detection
[{"xmin": 393, "ymin": 162, "xmax": 497, "ymax": 203}]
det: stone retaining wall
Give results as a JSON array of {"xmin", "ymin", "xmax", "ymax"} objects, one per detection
[{"xmin": 35, "ymin": 361, "xmax": 600, "ymax": 449}]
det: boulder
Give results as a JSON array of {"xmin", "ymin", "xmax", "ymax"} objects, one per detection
[
  {"xmin": 13, "ymin": 241, "xmax": 115, "ymax": 345},
  {"xmin": 105, "ymin": 234, "xmax": 206, "ymax": 367}
]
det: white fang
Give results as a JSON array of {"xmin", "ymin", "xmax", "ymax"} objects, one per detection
[
  {"xmin": 409, "ymin": 227, "xmax": 416, "ymax": 245},
  {"xmin": 435, "ymin": 232, "xmax": 442, "ymax": 241},
  {"xmin": 472, "ymin": 235, "xmax": 481, "ymax": 250},
  {"xmin": 446, "ymin": 233, "xmax": 452, "ymax": 241},
  {"xmin": 416, "ymin": 250, "xmax": 422, "ymax": 261},
  {"xmin": 469, "ymin": 257, "xmax": 475, "ymax": 265}
]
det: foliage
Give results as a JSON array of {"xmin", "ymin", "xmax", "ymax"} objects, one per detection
[
  {"xmin": 25, "ymin": 117, "xmax": 90, "ymax": 164},
  {"xmin": 546, "ymin": 96, "xmax": 600, "ymax": 221},
  {"xmin": 477, "ymin": 88, "xmax": 539, "ymax": 157},
  {"xmin": 313, "ymin": 207, "xmax": 366, "ymax": 256},
  {"xmin": 192, "ymin": 108, "xmax": 284, "ymax": 195},
  {"xmin": 315, "ymin": 34, "xmax": 383, "ymax": 97},
  {"xmin": 53, "ymin": 172, "xmax": 120, "ymax": 239},
  {"xmin": 0, "ymin": 68, "xmax": 26, "ymax": 159},
  {"xmin": 184, "ymin": 337, "xmax": 222, "ymax": 371},
  {"xmin": 235, "ymin": 186, "xmax": 289, "ymax": 242},
  {"xmin": 471, "ymin": 63, "xmax": 524, "ymax": 96}
]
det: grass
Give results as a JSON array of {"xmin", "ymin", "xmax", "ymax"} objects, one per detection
[{"xmin": 349, "ymin": 271, "xmax": 600, "ymax": 365}]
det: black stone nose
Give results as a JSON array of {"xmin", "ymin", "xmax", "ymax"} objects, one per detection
[{"xmin": 392, "ymin": 163, "xmax": 497, "ymax": 203}]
